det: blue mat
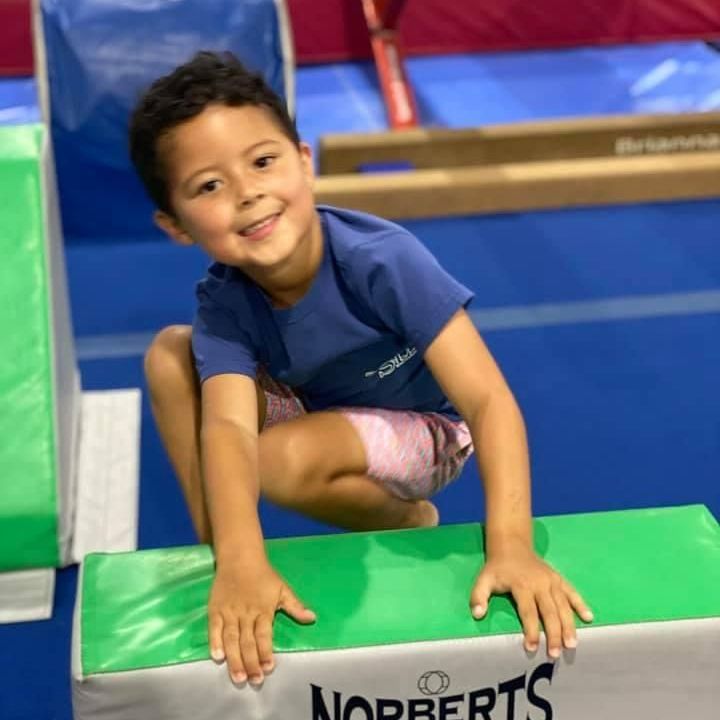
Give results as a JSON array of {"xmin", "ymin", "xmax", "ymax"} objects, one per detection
[
  {"xmin": 297, "ymin": 41, "xmax": 720, "ymax": 155},
  {"xmin": 42, "ymin": 0, "xmax": 290, "ymax": 245},
  {"xmin": 0, "ymin": 78, "xmax": 40, "ymax": 125}
]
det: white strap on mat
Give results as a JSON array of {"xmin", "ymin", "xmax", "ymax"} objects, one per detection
[
  {"xmin": 71, "ymin": 389, "xmax": 142, "ymax": 563},
  {"xmin": 0, "ymin": 568, "xmax": 55, "ymax": 623}
]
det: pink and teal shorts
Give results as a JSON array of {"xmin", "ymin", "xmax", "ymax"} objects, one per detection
[{"xmin": 259, "ymin": 371, "xmax": 474, "ymax": 501}]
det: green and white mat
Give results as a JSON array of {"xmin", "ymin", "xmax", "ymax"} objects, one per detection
[
  {"xmin": 72, "ymin": 504, "xmax": 720, "ymax": 719},
  {"xmin": 0, "ymin": 124, "xmax": 140, "ymax": 623},
  {"xmin": 0, "ymin": 124, "xmax": 78, "ymax": 575}
]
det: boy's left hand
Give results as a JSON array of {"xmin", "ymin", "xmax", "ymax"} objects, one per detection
[{"xmin": 469, "ymin": 540, "xmax": 593, "ymax": 658}]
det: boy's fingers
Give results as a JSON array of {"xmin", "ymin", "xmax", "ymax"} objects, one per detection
[
  {"xmin": 255, "ymin": 614, "xmax": 275, "ymax": 672},
  {"xmin": 222, "ymin": 620, "xmax": 246, "ymax": 684},
  {"xmin": 537, "ymin": 592, "xmax": 562, "ymax": 659},
  {"xmin": 551, "ymin": 585, "xmax": 577, "ymax": 649},
  {"xmin": 279, "ymin": 587, "xmax": 316, "ymax": 624},
  {"xmin": 515, "ymin": 592, "xmax": 540, "ymax": 652},
  {"xmin": 469, "ymin": 572, "xmax": 493, "ymax": 619},
  {"xmin": 208, "ymin": 612, "xmax": 225, "ymax": 662},
  {"xmin": 564, "ymin": 582, "xmax": 594, "ymax": 623},
  {"xmin": 240, "ymin": 622, "xmax": 263, "ymax": 685}
]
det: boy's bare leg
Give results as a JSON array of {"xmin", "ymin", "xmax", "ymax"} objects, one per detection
[
  {"xmin": 144, "ymin": 325, "xmax": 212, "ymax": 542},
  {"xmin": 145, "ymin": 325, "xmax": 437, "ymax": 539},
  {"xmin": 257, "ymin": 413, "xmax": 439, "ymax": 531}
]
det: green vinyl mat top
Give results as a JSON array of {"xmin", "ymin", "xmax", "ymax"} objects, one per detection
[
  {"xmin": 0, "ymin": 124, "xmax": 60, "ymax": 570},
  {"xmin": 80, "ymin": 504, "xmax": 720, "ymax": 676}
]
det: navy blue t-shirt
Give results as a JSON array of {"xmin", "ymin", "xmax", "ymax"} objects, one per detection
[{"xmin": 192, "ymin": 205, "xmax": 474, "ymax": 418}]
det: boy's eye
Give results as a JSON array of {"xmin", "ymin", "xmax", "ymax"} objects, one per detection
[
  {"xmin": 198, "ymin": 179, "xmax": 221, "ymax": 195},
  {"xmin": 255, "ymin": 155, "xmax": 276, "ymax": 169}
]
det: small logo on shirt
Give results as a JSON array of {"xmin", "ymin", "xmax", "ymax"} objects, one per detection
[{"xmin": 364, "ymin": 346, "xmax": 417, "ymax": 379}]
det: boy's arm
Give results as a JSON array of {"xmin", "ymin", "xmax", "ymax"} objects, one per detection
[
  {"xmin": 202, "ymin": 373, "xmax": 263, "ymax": 560},
  {"xmin": 424, "ymin": 309, "xmax": 592, "ymax": 657},
  {"xmin": 201, "ymin": 373, "xmax": 315, "ymax": 685}
]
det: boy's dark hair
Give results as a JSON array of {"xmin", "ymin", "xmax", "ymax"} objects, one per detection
[{"xmin": 129, "ymin": 51, "xmax": 299, "ymax": 214}]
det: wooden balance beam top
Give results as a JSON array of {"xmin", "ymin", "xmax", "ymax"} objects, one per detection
[
  {"xmin": 318, "ymin": 112, "xmax": 720, "ymax": 175},
  {"xmin": 315, "ymin": 150, "xmax": 720, "ymax": 219},
  {"xmin": 315, "ymin": 109, "xmax": 720, "ymax": 219}
]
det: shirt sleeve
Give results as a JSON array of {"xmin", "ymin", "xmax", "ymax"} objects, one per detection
[
  {"xmin": 191, "ymin": 282, "xmax": 258, "ymax": 383},
  {"xmin": 351, "ymin": 230, "xmax": 474, "ymax": 354}
]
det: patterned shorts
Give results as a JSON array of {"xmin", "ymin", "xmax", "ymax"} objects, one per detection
[{"xmin": 259, "ymin": 371, "xmax": 474, "ymax": 501}]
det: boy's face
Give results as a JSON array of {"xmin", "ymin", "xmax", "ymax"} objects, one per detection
[{"xmin": 154, "ymin": 104, "xmax": 318, "ymax": 279}]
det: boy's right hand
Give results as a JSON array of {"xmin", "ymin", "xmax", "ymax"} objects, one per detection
[{"xmin": 208, "ymin": 558, "xmax": 316, "ymax": 685}]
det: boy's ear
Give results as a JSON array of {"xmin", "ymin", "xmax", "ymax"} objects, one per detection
[
  {"xmin": 299, "ymin": 142, "xmax": 315, "ymax": 184},
  {"xmin": 154, "ymin": 210, "xmax": 194, "ymax": 246}
]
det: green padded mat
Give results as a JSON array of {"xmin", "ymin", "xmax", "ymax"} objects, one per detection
[
  {"xmin": 0, "ymin": 124, "xmax": 59, "ymax": 570},
  {"xmin": 80, "ymin": 505, "xmax": 720, "ymax": 675}
]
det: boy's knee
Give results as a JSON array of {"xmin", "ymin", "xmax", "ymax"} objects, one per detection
[
  {"xmin": 258, "ymin": 431, "xmax": 320, "ymax": 508},
  {"xmin": 144, "ymin": 325, "xmax": 194, "ymax": 392}
]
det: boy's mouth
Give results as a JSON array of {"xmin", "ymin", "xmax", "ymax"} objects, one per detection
[{"xmin": 239, "ymin": 212, "xmax": 281, "ymax": 240}]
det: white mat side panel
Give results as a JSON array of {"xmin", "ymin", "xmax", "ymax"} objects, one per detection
[
  {"xmin": 0, "ymin": 568, "xmax": 55, "ymax": 624},
  {"xmin": 73, "ymin": 617, "xmax": 720, "ymax": 720},
  {"xmin": 71, "ymin": 389, "xmax": 141, "ymax": 563},
  {"xmin": 41, "ymin": 130, "xmax": 82, "ymax": 566}
]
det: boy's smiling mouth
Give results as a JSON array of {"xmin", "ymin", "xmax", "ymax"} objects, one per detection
[{"xmin": 239, "ymin": 212, "xmax": 281, "ymax": 240}]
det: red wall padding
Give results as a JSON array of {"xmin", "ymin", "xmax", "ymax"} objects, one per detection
[
  {"xmin": 287, "ymin": 0, "xmax": 720, "ymax": 64},
  {"xmin": 0, "ymin": 0, "xmax": 33, "ymax": 76}
]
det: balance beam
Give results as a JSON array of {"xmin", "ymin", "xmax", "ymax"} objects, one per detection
[
  {"xmin": 315, "ymin": 112, "xmax": 720, "ymax": 217},
  {"xmin": 315, "ymin": 151, "xmax": 720, "ymax": 219},
  {"xmin": 318, "ymin": 112, "xmax": 720, "ymax": 175}
]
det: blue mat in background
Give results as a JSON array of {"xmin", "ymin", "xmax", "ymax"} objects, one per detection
[
  {"xmin": 12, "ymin": 37, "xmax": 715, "ymax": 245},
  {"xmin": 297, "ymin": 41, "xmax": 720, "ymax": 155},
  {"xmin": 66, "ymin": 198, "xmax": 720, "ymax": 337},
  {"xmin": 41, "ymin": 0, "xmax": 290, "ymax": 246},
  {"xmin": 0, "ymin": 78, "xmax": 40, "ymax": 125}
]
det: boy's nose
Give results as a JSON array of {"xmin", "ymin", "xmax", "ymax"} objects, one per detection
[
  {"xmin": 237, "ymin": 190, "xmax": 265, "ymax": 207},
  {"xmin": 233, "ymin": 173, "xmax": 262, "ymax": 205}
]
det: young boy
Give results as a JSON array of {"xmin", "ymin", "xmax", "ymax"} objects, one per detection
[{"xmin": 129, "ymin": 51, "xmax": 592, "ymax": 688}]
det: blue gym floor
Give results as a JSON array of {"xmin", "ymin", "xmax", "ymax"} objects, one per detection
[{"xmin": 1, "ymin": 42, "xmax": 719, "ymax": 719}]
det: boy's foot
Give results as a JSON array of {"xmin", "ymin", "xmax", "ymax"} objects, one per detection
[{"xmin": 403, "ymin": 500, "xmax": 439, "ymax": 528}]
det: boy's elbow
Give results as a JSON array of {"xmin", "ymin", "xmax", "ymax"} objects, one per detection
[
  {"xmin": 463, "ymin": 383, "xmax": 520, "ymax": 429},
  {"xmin": 201, "ymin": 415, "xmax": 256, "ymax": 444}
]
